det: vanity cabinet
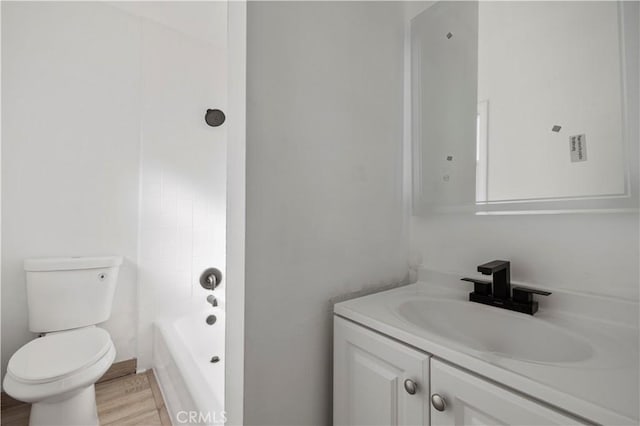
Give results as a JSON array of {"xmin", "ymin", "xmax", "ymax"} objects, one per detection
[
  {"xmin": 334, "ymin": 317, "xmax": 430, "ymax": 426},
  {"xmin": 430, "ymin": 359, "xmax": 583, "ymax": 426},
  {"xmin": 334, "ymin": 316, "xmax": 586, "ymax": 426}
]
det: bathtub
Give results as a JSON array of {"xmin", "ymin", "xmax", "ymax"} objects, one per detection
[{"xmin": 153, "ymin": 309, "xmax": 225, "ymax": 425}]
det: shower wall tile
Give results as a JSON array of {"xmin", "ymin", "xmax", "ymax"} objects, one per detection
[{"xmin": 136, "ymin": 18, "xmax": 227, "ymax": 370}]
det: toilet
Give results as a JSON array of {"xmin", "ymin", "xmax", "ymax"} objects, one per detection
[{"xmin": 3, "ymin": 256, "xmax": 122, "ymax": 426}]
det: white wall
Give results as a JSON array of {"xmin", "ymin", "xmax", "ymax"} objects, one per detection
[
  {"xmin": 109, "ymin": 1, "xmax": 226, "ymax": 49},
  {"xmin": 1, "ymin": 2, "xmax": 141, "ymax": 379},
  {"xmin": 411, "ymin": 213, "xmax": 639, "ymax": 300},
  {"xmin": 245, "ymin": 2, "xmax": 408, "ymax": 424},
  {"xmin": 224, "ymin": 1, "xmax": 247, "ymax": 424}
]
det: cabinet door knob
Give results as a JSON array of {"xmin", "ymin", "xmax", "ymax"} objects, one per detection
[
  {"xmin": 431, "ymin": 393, "xmax": 447, "ymax": 412},
  {"xmin": 403, "ymin": 379, "xmax": 418, "ymax": 395}
]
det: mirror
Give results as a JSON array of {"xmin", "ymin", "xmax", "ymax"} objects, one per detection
[{"xmin": 411, "ymin": 1, "xmax": 639, "ymax": 214}]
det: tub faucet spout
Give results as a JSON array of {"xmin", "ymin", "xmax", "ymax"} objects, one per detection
[{"xmin": 207, "ymin": 295, "xmax": 218, "ymax": 307}]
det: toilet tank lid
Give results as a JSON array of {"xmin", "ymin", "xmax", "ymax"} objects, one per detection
[{"xmin": 24, "ymin": 256, "xmax": 123, "ymax": 272}]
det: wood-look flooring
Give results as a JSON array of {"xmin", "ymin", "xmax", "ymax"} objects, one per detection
[{"xmin": 0, "ymin": 370, "xmax": 171, "ymax": 426}]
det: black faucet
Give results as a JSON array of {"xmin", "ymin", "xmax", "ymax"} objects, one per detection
[
  {"xmin": 478, "ymin": 260, "xmax": 511, "ymax": 300},
  {"xmin": 462, "ymin": 260, "xmax": 550, "ymax": 315}
]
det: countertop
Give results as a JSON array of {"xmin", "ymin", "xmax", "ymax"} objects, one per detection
[{"xmin": 334, "ymin": 272, "xmax": 639, "ymax": 425}]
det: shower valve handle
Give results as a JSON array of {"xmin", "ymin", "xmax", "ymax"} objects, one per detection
[{"xmin": 200, "ymin": 268, "xmax": 222, "ymax": 290}]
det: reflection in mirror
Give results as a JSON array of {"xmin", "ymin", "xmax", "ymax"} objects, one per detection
[{"xmin": 411, "ymin": 1, "xmax": 639, "ymax": 213}]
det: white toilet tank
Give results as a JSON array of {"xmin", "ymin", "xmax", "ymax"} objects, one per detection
[{"xmin": 24, "ymin": 256, "xmax": 123, "ymax": 333}]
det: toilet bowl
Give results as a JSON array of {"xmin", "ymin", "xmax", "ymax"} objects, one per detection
[
  {"xmin": 4, "ymin": 327, "xmax": 116, "ymax": 426},
  {"xmin": 3, "ymin": 256, "xmax": 122, "ymax": 426}
]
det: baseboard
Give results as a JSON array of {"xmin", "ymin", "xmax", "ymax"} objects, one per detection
[
  {"xmin": 1, "ymin": 358, "xmax": 138, "ymax": 411},
  {"xmin": 0, "ymin": 392, "xmax": 24, "ymax": 411},
  {"xmin": 146, "ymin": 370, "xmax": 172, "ymax": 425},
  {"xmin": 98, "ymin": 358, "xmax": 137, "ymax": 383}
]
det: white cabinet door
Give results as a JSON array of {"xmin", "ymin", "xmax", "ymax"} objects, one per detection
[
  {"xmin": 334, "ymin": 316, "xmax": 430, "ymax": 426},
  {"xmin": 430, "ymin": 359, "xmax": 586, "ymax": 426}
]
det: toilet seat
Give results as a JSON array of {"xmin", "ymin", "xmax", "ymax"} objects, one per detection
[
  {"xmin": 7, "ymin": 327, "xmax": 112, "ymax": 384},
  {"xmin": 3, "ymin": 327, "xmax": 116, "ymax": 404}
]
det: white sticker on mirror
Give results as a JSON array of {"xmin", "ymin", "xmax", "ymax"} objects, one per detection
[{"xmin": 570, "ymin": 134, "xmax": 587, "ymax": 162}]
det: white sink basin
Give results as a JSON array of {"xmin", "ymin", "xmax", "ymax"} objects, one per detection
[{"xmin": 396, "ymin": 299, "xmax": 593, "ymax": 364}]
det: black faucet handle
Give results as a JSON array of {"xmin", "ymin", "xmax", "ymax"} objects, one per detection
[
  {"xmin": 461, "ymin": 277, "xmax": 492, "ymax": 296},
  {"xmin": 512, "ymin": 286, "xmax": 551, "ymax": 303},
  {"xmin": 477, "ymin": 260, "xmax": 510, "ymax": 275}
]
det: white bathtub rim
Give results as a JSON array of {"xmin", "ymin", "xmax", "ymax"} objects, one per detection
[
  {"xmin": 156, "ymin": 315, "xmax": 224, "ymax": 413},
  {"xmin": 155, "ymin": 314, "xmax": 225, "ymax": 423}
]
